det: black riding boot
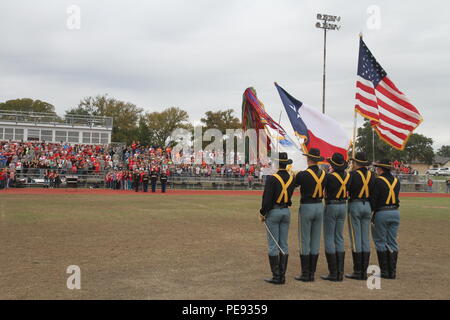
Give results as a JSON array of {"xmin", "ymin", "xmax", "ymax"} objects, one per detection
[
  {"xmin": 309, "ymin": 254, "xmax": 319, "ymax": 282},
  {"xmin": 387, "ymin": 251, "xmax": 398, "ymax": 279},
  {"xmin": 295, "ymin": 254, "xmax": 311, "ymax": 282},
  {"xmin": 279, "ymin": 253, "xmax": 289, "ymax": 284},
  {"xmin": 376, "ymin": 251, "xmax": 390, "ymax": 279},
  {"xmin": 320, "ymin": 252, "xmax": 338, "ymax": 281},
  {"xmin": 265, "ymin": 255, "xmax": 282, "ymax": 284},
  {"xmin": 345, "ymin": 251, "xmax": 362, "ymax": 280},
  {"xmin": 361, "ymin": 252, "xmax": 370, "ymax": 280},
  {"xmin": 336, "ymin": 251, "xmax": 345, "ymax": 282}
]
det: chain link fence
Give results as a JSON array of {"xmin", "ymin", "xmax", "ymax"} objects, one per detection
[{"xmin": 1, "ymin": 169, "xmax": 448, "ymax": 193}]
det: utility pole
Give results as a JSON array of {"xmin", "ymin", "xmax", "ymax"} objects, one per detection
[{"xmin": 315, "ymin": 14, "xmax": 341, "ymax": 114}]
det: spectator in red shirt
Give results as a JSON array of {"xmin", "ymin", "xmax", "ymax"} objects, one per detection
[
  {"xmin": 0, "ymin": 169, "xmax": 6, "ymax": 189},
  {"xmin": 94, "ymin": 162, "xmax": 100, "ymax": 173},
  {"xmin": 427, "ymin": 178, "xmax": 433, "ymax": 193}
]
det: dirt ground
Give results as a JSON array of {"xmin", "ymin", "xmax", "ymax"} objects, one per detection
[{"xmin": 0, "ymin": 190, "xmax": 449, "ymax": 300}]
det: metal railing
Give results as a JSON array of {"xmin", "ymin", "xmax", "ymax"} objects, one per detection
[
  {"xmin": 0, "ymin": 110, "xmax": 113, "ymax": 128},
  {"xmin": 1, "ymin": 170, "xmax": 448, "ymax": 192}
]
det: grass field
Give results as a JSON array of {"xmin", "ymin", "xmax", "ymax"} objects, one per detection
[{"xmin": 0, "ymin": 191, "xmax": 449, "ymax": 300}]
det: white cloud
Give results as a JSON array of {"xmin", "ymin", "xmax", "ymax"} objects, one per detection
[{"xmin": 0, "ymin": 0, "xmax": 449, "ymax": 147}]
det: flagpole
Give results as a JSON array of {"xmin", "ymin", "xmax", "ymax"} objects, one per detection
[
  {"xmin": 316, "ymin": 14, "xmax": 341, "ymax": 114},
  {"xmin": 372, "ymin": 128, "xmax": 375, "ymax": 162},
  {"xmin": 276, "ymin": 110, "xmax": 282, "ymax": 153},
  {"xmin": 351, "ymin": 32, "xmax": 365, "ymax": 160},
  {"xmin": 352, "ymin": 109, "xmax": 357, "ymax": 159},
  {"xmin": 322, "ymin": 28, "xmax": 327, "ymax": 114}
]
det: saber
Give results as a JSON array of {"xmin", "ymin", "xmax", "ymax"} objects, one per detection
[{"xmin": 264, "ymin": 221, "xmax": 286, "ymax": 255}]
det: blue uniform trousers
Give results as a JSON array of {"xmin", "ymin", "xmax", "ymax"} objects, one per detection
[
  {"xmin": 265, "ymin": 206, "xmax": 290, "ymax": 256},
  {"xmin": 348, "ymin": 201, "xmax": 372, "ymax": 253},
  {"xmin": 323, "ymin": 203, "xmax": 346, "ymax": 254},
  {"xmin": 371, "ymin": 209, "xmax": 400, "ymax": 252},
  {"xmin": 298, "ymin": 203, "xmax": 324, "ymax": 255}
]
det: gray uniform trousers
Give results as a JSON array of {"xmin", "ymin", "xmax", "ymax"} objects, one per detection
[
  {"xmin": 371, "ymin": 209, "xmax": 400, "ymax": 252},
  {"xmin": 323, "ymin": 203, "xmax": 346, "ymax": 253},
  {"xmin": 298, "ymin": 203, "xmax": 324, "ymax": 255},
  {"xmin": 348, "ymin": 201, "xmax": 372, "ymax": 253},
  {"xmin": 265, "ymin": 206, "xmax": 291, "ymax": 256}
]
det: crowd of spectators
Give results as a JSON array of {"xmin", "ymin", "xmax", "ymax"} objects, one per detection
[
  {"xmin": 0, "ymin": 140, "xmax": 121, "ymax": 173},
  {"xmin": 3, "ymin": 140, "xmax": 442, "ymax": 192},
  {"xmin": 0, "ymin": 140, "xmax": 268, "ymax": 190},
  {"xmin": 392, "ymin": 160, "xmax": 418, "ymax": 175}
]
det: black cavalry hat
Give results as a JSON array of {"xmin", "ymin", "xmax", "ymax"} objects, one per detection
[
  {"xmin": 327, "ymin": 152, "xmax": 348, "ymax": 171},
  {"xmin": 350, "ymin": 152, "xmax": 370, "ymax": 166},
  {"xmin": 274, "ymin": 152, "xmax": 293, "ymax": 165},
  {"xmin": 302, "ymin": 148, "xmax": 324, "ymax": 162},
  {"xmin": 373, "ymin": 159, "xmax": 393, "ymax": 170}
]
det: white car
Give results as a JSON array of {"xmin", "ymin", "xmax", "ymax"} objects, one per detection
[
  {"xmin": 437, "ymin": 167, "xmax": 450, "ymax": 176},
  {"xmin": 426, "ymin": 168, "xmax": 440, "ymax": 175}
]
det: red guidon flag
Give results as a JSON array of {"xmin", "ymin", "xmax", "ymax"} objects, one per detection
[{"xmin": 355, "ymin": 37, "xmax": 423, "ymax": 150}]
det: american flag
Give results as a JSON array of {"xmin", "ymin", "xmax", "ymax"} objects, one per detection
[{"xmin": 355, "ymin": 37, "xmax": 423, "ymax": 150}]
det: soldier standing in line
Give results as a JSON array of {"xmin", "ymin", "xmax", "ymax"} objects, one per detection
[
  {"xmin": 321, "ymin": 152, "xmax": 349, "ymax": 282},
  {"xmin": 259, "ymin": 152, "xmax": 295, "ymax": 285},
  {"xmin": 150, "ymin": 169, "xmax": 158, "ymax": 193},
  {"xmin": 142, "ymin": 171, "xmax": 149, "ymax": 192},
  {"xmin": 345, "ymin": 152, "xmax": 375, "ymax": 280},
  {"xmin": 294, "ymin": 148, "xmax": 325, "ymax": 282},
  {"xmin": 160, "ymin": 172, "xmax": 168, "ymax": 193},
  {"xmin": 371, "ymin": 159, "xmax": 401, "ymax": 279},
  {"xmin": 133, "ymin": 169, "xmax": 140, "ymax": 192}
]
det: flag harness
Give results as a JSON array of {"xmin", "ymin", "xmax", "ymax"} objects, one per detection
[
  {"xmin": 306, "ymin": 169, "xmax": 325, "ymax": 198},
  {"xmin": 377, "ymin": 176, "xmax": 398, "ymax": 205},
  {"xmin": 272, "ymin": 174, "xmax": 293, "ymax": 204},
  {"xmin": 331, "ymin": 172, "xmax": 350, "ymax": 199}
]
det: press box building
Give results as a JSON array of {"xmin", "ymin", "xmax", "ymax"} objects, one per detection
[{"xmin": 0, "ymin": 110, "xmax": 113, "ymax": 144}]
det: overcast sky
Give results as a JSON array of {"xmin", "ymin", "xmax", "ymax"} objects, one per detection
[{"xmin": 1, "ymin": 0, "xmax": 449, "ymax": 148}]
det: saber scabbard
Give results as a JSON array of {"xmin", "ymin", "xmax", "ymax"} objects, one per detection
[{"xmin": 264, "ymin": 221, "xmax": 286, "ymax": 255}]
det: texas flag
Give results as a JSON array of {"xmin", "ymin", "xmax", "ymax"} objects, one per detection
[{"xmin": 275, "ymin": 83, "xmax": 351, "ymax": 160}]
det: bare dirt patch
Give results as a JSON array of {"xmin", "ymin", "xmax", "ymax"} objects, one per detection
[{"xmin": 0, "ymin": 193, "xmax": 448, "ymax": 299}]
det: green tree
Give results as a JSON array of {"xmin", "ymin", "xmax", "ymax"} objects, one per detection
[
  {"xmin": 403, "ymin": 133, "xmax": 434, "ymax": 164},
  {"xmin": 65, "ymin": 105, "xmax": 92, "ymax": 116},
  {"xmin": 144, "ymin": 107, "xmax": 192, "ymax": 147},
  {"xmin": 437, "ymin": 145, "xmax": 450, "ymax": 157},
  {"xmin": 66, "ymin": 94, "xmax": 143, "ymax": 143},
  {"xmin": 355, "ymin": 119, "xmax": 380, "ymax": 162},
  {"xmin": 200, "ymin": 109, "xmax": 241, "ymax": 132},
  {"xmin": 356, "ymin": 119, "xmax": 434, "ymax": 164},
  {"xmin": 137, "ymin": 116, "xmax": 151, "ymax": 146},
  {"xmin": 200, "ymin": 109, "xmax": 241, "ymax": 151},
  {"xmin": 0, "ymin": 98, "xmax": 56, "ymax": 114}
]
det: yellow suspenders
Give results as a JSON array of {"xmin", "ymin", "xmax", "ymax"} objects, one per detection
[
  {"xmin": 306, "ymin": 168, "xmax": 325, "ymax": 198},
  {"xmin": 377, "ymin": 176, "xmax": 398, "ymax": 205},
  {"xmin": 356, "ymin": 170, "xmax": 372, "ymax": 198},
  {"xmin": 331, "ymin": 172, "xmax": 350, "ymax": 198},
  {"xmin": 272, "ymin": 173, "xmax": 293, "ymax": 204}
]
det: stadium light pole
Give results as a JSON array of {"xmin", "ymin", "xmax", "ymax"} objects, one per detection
[{"xmin": 316, "ymin": 14, "xmax": 341, "ymax": 114}]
